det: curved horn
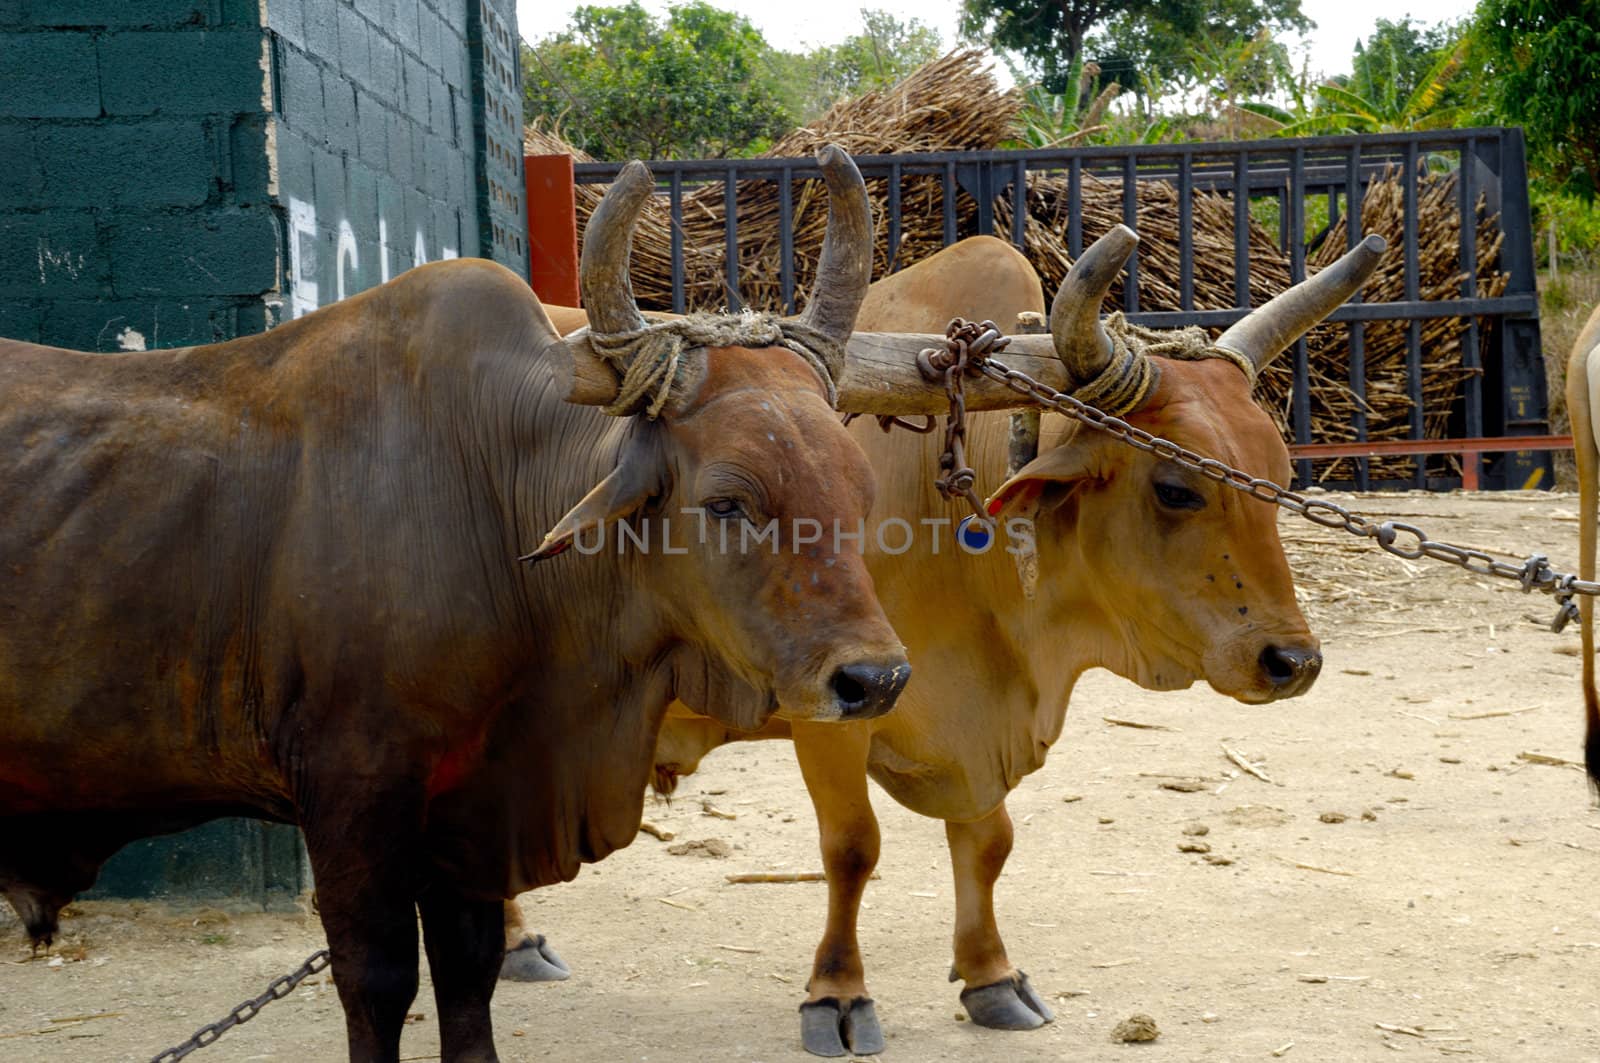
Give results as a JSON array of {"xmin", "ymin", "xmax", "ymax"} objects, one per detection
[
  {"xmin": 796, "ymin": 144, "xmax": 874, "ymax": 345},
  {"xmin": 580, "ymin": 160, "xmax": 652, "ymax": 336},
  {"xmin": 1214, "ymin": 234, "xmax": 1387, "ymax": 373},
  {"xmin": 1049, "ymin": 225, "xmax": 1138, "ymax": 385}
]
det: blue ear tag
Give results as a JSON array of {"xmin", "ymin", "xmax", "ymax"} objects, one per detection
[{"xmin": 957, "ymin": 514, "xmax": 994, "ymax": 551}]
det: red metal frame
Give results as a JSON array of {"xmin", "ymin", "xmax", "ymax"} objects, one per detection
[
  {"xmin": 1287, "ymin": 435, "xmax": 1573, "ymax": 490},
  {"xmin": 525, "ymin": 154, "xmax": 580, "ymax": 307}
]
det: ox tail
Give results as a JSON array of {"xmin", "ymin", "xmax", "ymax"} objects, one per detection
[{"xmin": 1570, "ymin": 338, "xmax": 1600, "ymax": 796}]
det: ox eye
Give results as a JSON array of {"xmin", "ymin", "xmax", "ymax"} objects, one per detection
[
  {"xmin": 704, "ymin": 497, "xmax": 743, "ymax": 520},
  {"xmin": 1153, "ymin": 480, "xmax": 1205, "ymax": 511}
]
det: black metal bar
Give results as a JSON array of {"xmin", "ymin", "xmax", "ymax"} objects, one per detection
[
  {"xmin": 778, "ymin": 163, "xmax": 795, "ymax": 314},
  {"xmin": 888, "ymin": 160, "xmax": 902, "ymax": 273},
  {"xmin": 571, "ymin": 127, "xmax": 1520, "ymax": 179},
  {"xmin": 1122, "ymin": 154, "xmax": 1139, "ymax": 313},
  {"xmin": 1068, "ymin": 156, "xmax": 1082, "ymax": 259},
  {"xmin": 1289, "ymin": 147, "xmax": 1311, "ymax": 485},
  {"xmin": 669, "ymin": 171, "xmax": 685, "ymax": 314},
  {"xmin": 1460, "ymin": 136, "xmax": 1483, "ymax": 487},
  {"xmin": 943, "ymin": 160, "xmax": 957, "ymax": 247},
  {"xmin": 1346, "ymin": 142, "xmax": 1367, "ymax": 490},
  {"xmin": 1326, "ymin": 186, "xmax": 1339, "ymax": 243},
  {"xmin": 1233, "ymin": 149, "xmax": 1249, "ymax": 308},
  {"xmin": 1011, "ymin": 157, "xmax": 1027, "ymax": 250},
  {"xmin": 1123, "ymin": 295, "xmax": 1537, "ymax": 328},
  {"xmin": 723, "ymin": 167, "xmax": 740, "ymax": 311},
  {"xmin": 1178, "ymin": 153, "xmax": 1193, "ymax": 312},
  {"xmin": 1403, "ymin": 140, "xmax": 1423, "ymax": 487}
]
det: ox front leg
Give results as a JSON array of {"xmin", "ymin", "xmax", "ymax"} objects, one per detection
[
  {"xmin": 792, "ymin": 721, "xmax": 884, "ymax": 1058},
  {"xmin": 498, "ymin": 899, "xmax": 570, "ymax": 982},
  {"xmin": 301, "ymin": 786, "xmax": 426, "ymax": 1063},
  {"xmin": 419, "ymin": 884, "xmax": 506, "ymax": 1062},
  {"xmin": 946, "ymin": 803, "xmax": 1054, "ymax": 1030}
]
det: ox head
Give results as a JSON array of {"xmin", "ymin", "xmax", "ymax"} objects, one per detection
[
  {"xmin": 531, "ymin": 147, "xmax": 909, "ymax": 727},
  {"xmin": 987, "ymin": 228, "xmax": 1385, "ymax": 703}
]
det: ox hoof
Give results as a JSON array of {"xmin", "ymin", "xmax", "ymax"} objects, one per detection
[
  {"xmin": 959, "ymin": 970, "xmax": 1054, "ymax": 1030},
  {"xmin": 500, "ymin": 934, "xmax": 570, "ymax": 982},
  {"xmin": 799, "ymin": 997, "xmax": 885, "ymax": 1057}
]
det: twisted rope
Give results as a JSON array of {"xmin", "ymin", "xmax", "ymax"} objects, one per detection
[
  {"xmin": 585, "ymin": 313, "xmax": 845, "ymax": 419},
  {"xmin": 1068, "ymin": 312, "xmax": 1257, "ymax": 417}
]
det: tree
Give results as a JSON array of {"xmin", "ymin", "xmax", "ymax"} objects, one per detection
[
  {"xmin": 769, "ymin": 10, "xmax": 943, "ymax": 122},
  {"xmin": 522, "ymin": 2, "xmax": 792, "ymax": 160},
  {"xmin": 1474, "ymin": 0, "xmax": 1600, "ymax": 199},
  {"xmin": 959, "ymin": 0, "xmax": 1310, "ymax": 95},
  {"xmin": 1268, "ymin": 29, "xmax": 1472, "ymax": 136}
]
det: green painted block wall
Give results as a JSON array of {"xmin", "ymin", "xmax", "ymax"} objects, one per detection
[{"xmin": 1, "ymin": 0, "xmax": 527, "ymax": 905}]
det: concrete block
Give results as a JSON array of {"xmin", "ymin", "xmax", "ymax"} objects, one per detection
[
  {"xmin": 228, "ymin": 114, "xmax": 274, "ymax": 205},
  {"xmin": 323, "ymin": 73, "xmax": 358, "ymax": 152},
  {"xmin": 264, "ymin": 0, "xmax": 306, "ymax": 45},
  {"xmin": 368, "ymin": 31, "xmax": 399, "ymax": 100},
  {"xmin": 0, "ymin": 0, "xmax": 25, "ymax": 28},
  {"xmin": 33, "ymin": 120, "xmax": 212, "ymax": 208},
  {"xmin": 402, "ymin": 52, "xmax": 428, "ymax": 118},
  {"xmin": 392, "ymin": 0, "xmax": 419, "ymax": 56},
  {"xmin": 385, "ymin": 109, "xmax": 413, "ymax": 186},
  {"xmin": 427, "ymin": 71, "xmax": 450, "ymax": 134},
  {"xmin": 439, "ymin": 27, "xmax": 463, "ymax": 89},
  {"xmin": 109, "ymin": 207, "xmax": 279, "ymax": 296},
  {"xmin": 0, "ymin": 32, "xmax": 100, "ymax": 117},
  {"xmin": 344, "ymin": 159, "xmax": 381, "ymax": 244},
  {"xmin": 274, "ymin": 130, "xmax": 316, "ymax": 204},
  {"xmin": 353, "ymin": 0, "xmax": 394, "ymax": 30},
  {"xmin": 437, "ymin": 0, "xmax": 468, "ymax": 35},
  {"xmin": 336, "ymin": 4, "xmax": 370, "ymax": 88},
  {"xmin": 417, "ymin": 2, "xmax": 441, "ymax": 72},
  {"xmin": 99, "ymin": 30, "xmax": 268, "ymax": 116},
  {"xmin": 355, "ymin": 89, "xmax": 387, "ymax": 169},
  {"xmin": 0, "ymin": 211, "xmax": 107, "ymax": 298},
  {"xmin": 302, "ymin": 0, "xmax": 339, "ymax": 62},
  {"xmin": 276, "ymin": 40, "xmax": 324, "ymax": 133},
  {"xmin": 311, "ymin": 145, "xmax": 346, "ymax": 209},
  {"xmin": 0, "ymin": 122, "xmax": 44, "ymax": 206},
  {"xmin": 0, "ymin": 302, "xmax": 44, "ymax": 344},
  {"xmin": 39, "ymin": 297, "xmax": 254, "ymax": 352},
  {"xmin": 26, "ymin": 2, "xmax": 211, "ymax": 28}
]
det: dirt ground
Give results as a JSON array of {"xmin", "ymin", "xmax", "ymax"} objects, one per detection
[{"xmin": 5, "ymin": 489, "xmax": 1600, "ymax": 1062}]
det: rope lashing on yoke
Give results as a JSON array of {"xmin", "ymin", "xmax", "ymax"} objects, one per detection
[{"xmin": 585, "ymin": 312, "xmax": 846, "ymax": 418}]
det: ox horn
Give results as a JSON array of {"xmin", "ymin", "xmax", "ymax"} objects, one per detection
[
  {"xmin": 1214, "ymin": 234, "xmax": 1387, "ymax": 373},
  {"xmin": 580, "ymin": 159, "xmax": 653, "ymax": 337},
  {"xmin": 1049, "ymin": 225, "xmax": 1139, "ymax": 386},
  {"xmin": 796, "ymin": 144, "xmax": 874, "ymax": 346}
]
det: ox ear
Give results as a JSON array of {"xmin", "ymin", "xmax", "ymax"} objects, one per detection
[
  {"xmin": 522, "ymin": 439, "xmax": 663, "ymax": 562},
  {"xmin": 984, "ymin": 440, "xmax": 1101, "ymax": 519}
]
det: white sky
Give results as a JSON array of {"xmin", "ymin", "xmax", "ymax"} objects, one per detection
[{"xmin": 515, "ymin": 0, "xmax": 1476, "ymax": 85}]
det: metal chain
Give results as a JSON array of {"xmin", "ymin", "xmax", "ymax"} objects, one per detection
[
  {"xmin": 148, "ymin": 948, "xmax": 331, "ymax": 1062},
  {"xmin": 914, "ymin": 331, "xmax": 1600, "ymax": 631},
  {"xmin": 916, "ymin": 318, "xmax": 1011, "ymax": 525}
]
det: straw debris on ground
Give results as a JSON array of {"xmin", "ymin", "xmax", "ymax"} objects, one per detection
[{"xmin": 526, "ymin": 51, "xmax": 1508, "ymax": 480}]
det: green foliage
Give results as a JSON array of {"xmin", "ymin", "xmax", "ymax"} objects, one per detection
[
  {"xmin": 768, "ymin": 10, "xmax": 942, "ymax": 122},
  {"xmin": 959, "ymin": 0, "xmax": 1309, "ymax": 97},
  {"xmin": 522, "ymin": 1, "xmax": 792, "ymax": 160},
  {"xmin": 1271, "ymin": 30, "xmax": 1473, "ymax": 136},
  {"xmin": 1531, "ymin": 186, "xmax": 1600, "ymax": 270},
  {"xmin": 1473, "ymin": 0, "xmax": 1600, "ymax": 199}
]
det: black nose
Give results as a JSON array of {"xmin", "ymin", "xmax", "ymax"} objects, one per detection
[
  {"xmin": 1258, "ymin": 644, "xmax": 1322, "ymax": 694},
  {"xmin": 829, "ymin": 660, "xmax": 911, "ymax": 719}
]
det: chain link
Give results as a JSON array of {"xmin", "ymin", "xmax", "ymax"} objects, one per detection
[
  {"xmin": 931, "ymin": 341, "xmax": 1600, "ymax": 630},
  {"xmin": 916, "ymin": 319, "xmax": 1011, "ymax": 525},
  {"xmin": 148, "ymin": 948, "xmax": 331, "ymax": 1062}
]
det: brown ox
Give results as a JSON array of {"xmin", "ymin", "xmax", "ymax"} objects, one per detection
[
  {"xmin": 507, "ymin": 230, "xmax": 1384, "ymax": 1056},
  {"xmin": 1565, "ymin": 299, "xmax": 1600, "ymax": 789},
  {"xmin": 0, "ymin": 147, "xmax": 945, "ymax": 1063}
]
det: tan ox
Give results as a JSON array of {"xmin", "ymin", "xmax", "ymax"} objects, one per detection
[
  {"xmin": 508, "ymin": 231, "xmax": 1384, "ymax": 1056},
  {"xmin": 1565, "ymin": 300, "xmax": 1600, "ymax": 790}
]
